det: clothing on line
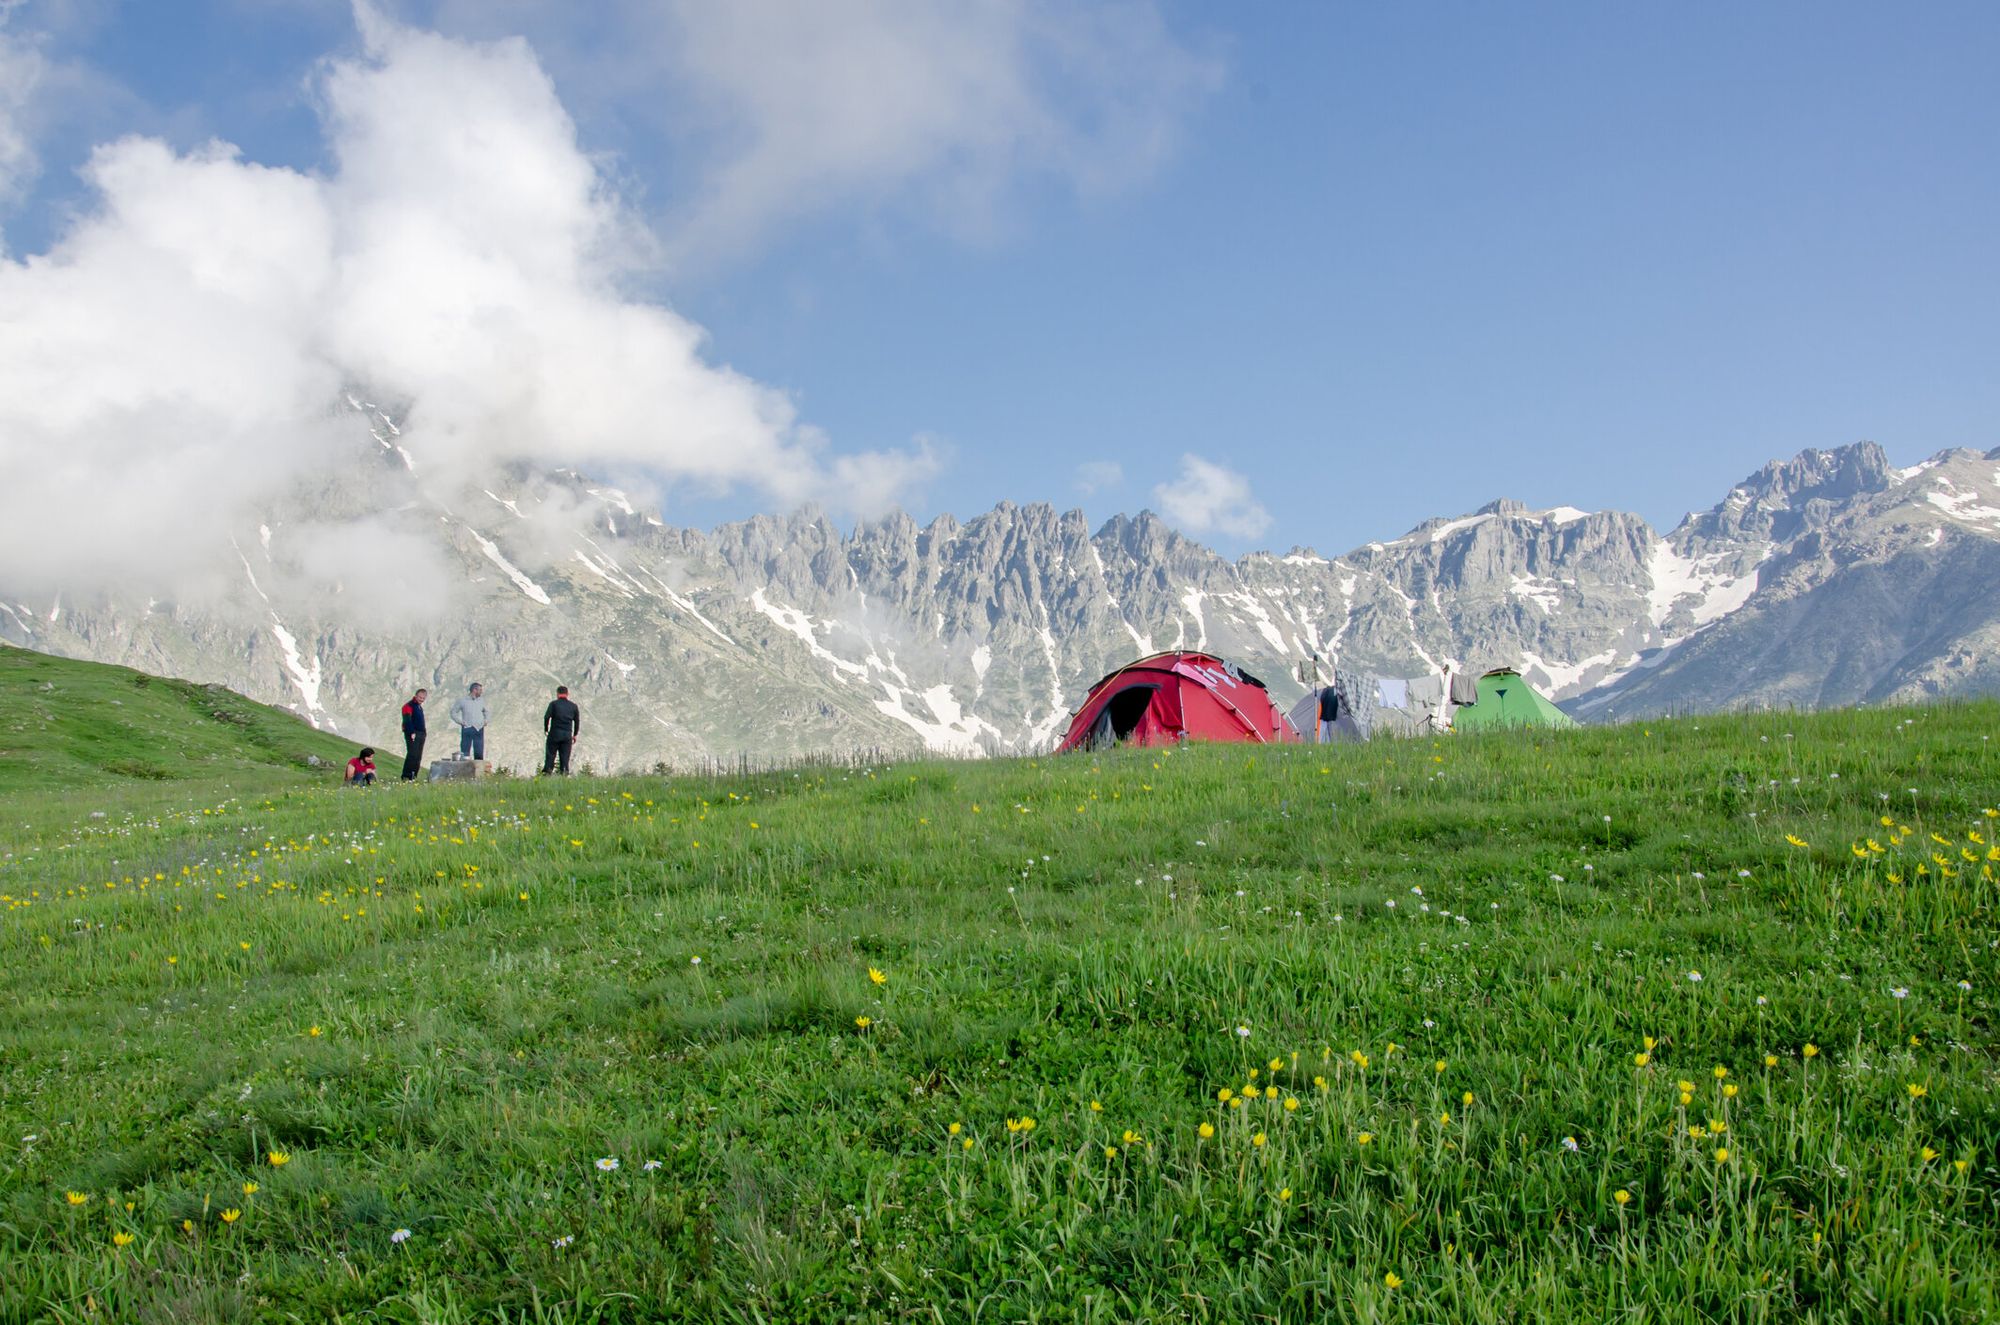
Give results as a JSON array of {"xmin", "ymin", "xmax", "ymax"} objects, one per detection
[{"xmin": 1376, "ymin": 677, "xmax": 1409, "ymax": 709}]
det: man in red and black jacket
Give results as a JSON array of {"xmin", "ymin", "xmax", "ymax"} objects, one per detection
[{"xmin": 400, "ymin": 688, "xmax": 429, "ymax": 782}]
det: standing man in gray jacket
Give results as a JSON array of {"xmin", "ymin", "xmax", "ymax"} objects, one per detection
[{"xmin": 449, "ymin": 682, "xmax": 489, "ymax": 760}]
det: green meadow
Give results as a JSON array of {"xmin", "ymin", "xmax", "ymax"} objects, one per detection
[{"xmin": 2, "ymin": 649, "xmax": 1997, "ymax": 1322}]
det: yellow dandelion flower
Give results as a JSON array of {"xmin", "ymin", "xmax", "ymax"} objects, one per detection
[
  {"xmin": 1461, "ymin": 1091, "xmax": 1474, "ymax": 1106},
  {"xmin": 1349, "ymin": 1050, "xmax": 1369, "ymax": 1069},
  {"xmin": 1251, "ymin": 1132, "xmax": 1267, "ymax": 1148},
  {"xmin": 1104, "ymin": 1145, "xmax": 1118, "ymax": 1159},
  {"xmin": 1198, "ymin": 1122, "xmax": 1215, "ymax": 1139},
  {"xmin": 1122, "ymin": 1130, "xmax": 1141, "ymax": 1145},
  {"xmin": 1613, "ymin": 1189, "xmax": 1631, "ymax": 1206},
  {"xmin": 1314, "ymin": 1075, "xmax": 1329, "ymax": 1089},
  {"xmin": 1279, "ymin": 1187, "xmax": 1292, "ymax": 1202},
  {"xmin": 1714, "ymin": 1147, "xmax": 1729, "ymax": 1163},
  {"xmin": 947, "ymin": 1122, "xmax": 962, "ymax": 1136},
  {"xmin": 1217, "ymin": 1088, "xmax": 1234, "ymax": 1102},
  {"xmin": 267, "ymin": 1151, "xmax": 290, "ymax": 1167},
  {"xmin": 180, "ymin": 1219, "xmax": 194, "ymax": 1234},
  {"xmin": 241, "ymin": 1182, "xmax": 258, "ymax": 1196},
  {"xmin": 1921, "ymin": 1146, "xmax": 1940, "ymax": 1162},
  {"xmin": 1764, "ymin": 1054, "xmax": 1778, "ymax": 1068},
  {"xmin": 1384, "ymin": 1272, "xmax": 1403, "ymax": 1290},
  {"xmin": 1907, "ymin": 1083, "xmax": 1927, "ymax": 1099},
  {"xmin": 961, "ymin": 1137, "xmax": 974, "ymax": 1150},
  {"xmin": 1954, "ymin": 1159, "xmax": 1968, "ymax": 1173},
  {"xmin": 1433, "ymin": 1060, "xmax": 1446, "ymax": 1074},
  {"xmin": 219, "ymin": 1209, "xmax": 241, "ymax": 1224},
  {"xmin": 1712, "ymin": 1066, "xmax": 1728, "ymax": 1080},
  {"xmin": 854, "ymin": 1015, "xmax": 872, "ymax": 1029},
  {"xmin": 1283, "ymin": 1097, "xmax": 1300, "ymax": 1112},
  {"xmin": 1634, "ymin": 1052, "xmax": 1650, "ymax": 1067},
  {"xmin": 1722, "ymin": 1084, "xmax": 1738, "ymax": 1098},
  {"xmin": 1268, "ymin": 1057, "xmax": 1285, "ymax": 1072},
  {"xmin": 1643, "ymin": 1036, "xmax": 1657, "ymax": 1050},
  {"xmin": 1709, "ymin": 1119, "xmax": 1727, "ymax": 1133},
  {"xmin": 1357, "ymin": 1132, "xmax": 1374, "ymax": 1146},
  {"xmin": 306, "ymin": 1026, "xmax": 322, "ymax": 1038},
  {"xmin": 1802, "ymin": 1043, "xmax": 1819, "ymax": 1059},
  {"xmin": 64, "ymin": 1191, "xmax": 89, "ymax": 1207},
  {"xmin": 868, "ymin": 967, "xmax": 887, "ymax": 986},
  {"xmin": 1439, "ymin": 1112, "xmax": 1451, "ymax": 1125},
  {"xmin": 1677, "ymin": 1079, "xmax": 1696, "ymax": 1094},
  {"xmin": 1786, "ymin": 834, "xmax": 1808, "ymax": 848},
  {"xmin": 1679, "ymin": 1091, "xmax": 1693, "ymax": 1106},
  {"xmin": 1089, "ymin": 1100, "xmax": 1103, "ymax": 1112},
  {"xmin": 112, "ymin": 1231, "xmax": 135, "ymax": 1247}
]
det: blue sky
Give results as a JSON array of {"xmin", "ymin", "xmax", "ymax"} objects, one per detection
[{"xmin": 4, "ymin": 1, "xmax": 1997, "ymax": 559}]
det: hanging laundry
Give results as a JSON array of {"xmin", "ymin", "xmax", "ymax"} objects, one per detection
[
  {"xmin": 1377, "ymin": 677, "xmax": 1409, "ymax": 709},
  {"xmin": 1450, "ymin": 670, "xmax": 1480, "ymax": 705},
  {"xmin": 1407, "ymin": 675, "xmax": 1444, "ymax": 707}
]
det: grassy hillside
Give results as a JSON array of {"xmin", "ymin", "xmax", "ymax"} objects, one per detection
[
  {"xmin": 0, "ymin": 643, "xmax": 358, "ymax": 791},
  {"xmin": 1, "ymin": 700, "xmax": 1997, "ymax": 1322}
]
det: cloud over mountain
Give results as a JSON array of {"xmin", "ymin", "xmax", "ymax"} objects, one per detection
[{"xmin": 0, "ymin": 5, "xmax": 936, "ymax": 596}]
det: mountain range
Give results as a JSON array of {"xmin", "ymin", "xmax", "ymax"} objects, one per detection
[{"xmin": 6, "ymin": 405, "xmax": 1997, "ymax": 770}]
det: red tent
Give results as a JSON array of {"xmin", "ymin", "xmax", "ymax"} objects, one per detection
[{"xmin": 1056, "ymin": 651, "xmax": 1300, "ymax": 753}]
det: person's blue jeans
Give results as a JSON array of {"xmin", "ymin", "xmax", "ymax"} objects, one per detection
[
  {"xmin": 1319, "ymin": 719, "xmax": 1336, "ymax": 742},
  {"xmin": 460, "ymin": 727, "xmax": 485, "ymax": 759}
]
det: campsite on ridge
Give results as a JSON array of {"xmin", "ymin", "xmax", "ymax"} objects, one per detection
[{"xmin": 2, "ymin": 650, "xmax": 1996, "ymax": 1319}]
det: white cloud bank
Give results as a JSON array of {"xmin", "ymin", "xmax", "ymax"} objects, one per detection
[
  {"xmin": 0, "ymin": 5, "xmax": 938, "ymax": 595},
  {"xmin": 1153, "ymin": 454, "xmax": 1271, "ymax": 540}
]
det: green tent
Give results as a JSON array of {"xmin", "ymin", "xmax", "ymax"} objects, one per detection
[{"xmin": 1453, "ymin": 668, "xmax": 1576, "ymax": 731}]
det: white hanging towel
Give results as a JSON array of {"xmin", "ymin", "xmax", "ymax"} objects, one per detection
[{"xmin": 1377, "ymin": 677, "xmax": 1409, "ymax": 709}]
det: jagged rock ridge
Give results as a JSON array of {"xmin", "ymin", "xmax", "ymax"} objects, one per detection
[{"xmin": 4, "ymin": 414, "xmax": 1995, "ymax": 769}]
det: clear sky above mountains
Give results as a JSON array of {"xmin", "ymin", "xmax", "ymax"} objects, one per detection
[{"xmin": 3, "ymin": 0, "xmax": 1995, "ymax": 562}]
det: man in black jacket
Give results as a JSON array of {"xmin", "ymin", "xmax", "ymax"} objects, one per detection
[
  {"xmin": 542, "ymin": 685, "xmax": 581, "ymax": 775},
  {"xmin": 400, "ymin": 689, "xmax": 429, "ymax": 781}
]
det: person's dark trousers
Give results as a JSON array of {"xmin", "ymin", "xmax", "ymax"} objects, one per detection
[
  {"xmin": 542, "ymin": 736, "xmax": 573, "ymax": 775},
  {"xmin": 460, "ymin": 728, "xmax": 484, "ymax": 759},
  {"xmin": 402, "ymin": 734, "xmax": 426, "ymax": 781}
]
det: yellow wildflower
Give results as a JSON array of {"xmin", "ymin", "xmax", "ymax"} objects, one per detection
[
  {"xmin": 868, "ymin": 967, "xmax": 887, "ymax": 986},
  {"xmin": 1907, "ymin": 1083, "xmax": 1927, "ymax": 1099},
  {"xmin": 1714, "ymin": 1147, "xmax": 1729, "ymax": 1163},
  {"xmin": 1198, "ymin": 1122, "xmax": 1215, "ymax": 1139},
  {"xmin": 1283, "ymin": 1097, "xmax": 1300, "ymax": 1112},
  {"xmin": 854, "ymin": 1015, "xmax": 871, "ymax": 1029},
  {"xmin": 112, "ymin": 1231, "xmax": 135, "ymax": 1247},
  {"xmin": 242, "ymin": 1182, "xmax": 258, "ymax": 1196},
  {"xmin": 1802, "ymin": 1043, "xmax": 1819, "ymax": 1059},
  {"xmin": 1384, "ymin": 1272, "xmax": 1403, "ymax": 1290},
  {"xmin": 1613, "ymin": 1189, "xmax": 1631, "ymax": 1206},
  {"xmin": 64, "ymin": 1191, "xmax": 89, "ymax": 1207},
  {"xmin": 1251, "ymin": 1132, "xmax": 1267, "ymax": 1148},
  {"xmin": 219, "ymin": 1209, "xmax": 241, "ymax": 1224},
  {"xmin": 1634, "ymin": 1052, "xmax": 1649, "ymax": 1067},
  {"xmin": 1357, "ymin": 1132, "xmax": 1374, "ymax": 1146}
]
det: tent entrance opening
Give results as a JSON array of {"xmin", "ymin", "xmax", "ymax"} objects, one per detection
[{"xmin": 1091, "ymin": 684, "xmax": 1161, "ymax": 747}]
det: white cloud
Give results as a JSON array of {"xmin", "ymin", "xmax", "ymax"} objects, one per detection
[
  {"xmin": 0, "ymin": 6, "xmax": 935, "ymax": 595},
  {"xmin": 640, "ymin": 0, "xmax": 1223, "ymax": 257},
  {"xmin": 1075, "ymin": 460, "xmax": 1123, "ymax": 495},
  {"xmin": 1153, "ymin": 454, "xmax": 1271, "ymax": 540}
]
